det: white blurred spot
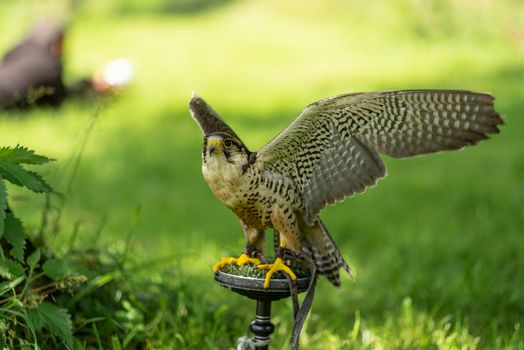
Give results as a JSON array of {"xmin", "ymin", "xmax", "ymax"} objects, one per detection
[{"xmin": 103, "ymin": 59, "xmax": 134, "ymax": 87}]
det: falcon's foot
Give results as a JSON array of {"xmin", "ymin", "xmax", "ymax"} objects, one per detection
[
  {"xmin": 213, "ymin": 253, "xmax": 261, "ymax": 272},
  {"xmin": 258, "ymin": 257, "xmax": 297, "ymax": 289}
]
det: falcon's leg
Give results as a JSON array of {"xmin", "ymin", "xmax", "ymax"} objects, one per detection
[
  {"xmin": 258, "ymin": 244, "xmax": 297, "ymax": 288},
  {"xmin": 213, "ymin": 227, "xmax": 264, "ymax": 272},
  {"xmin": 258, "ymin": 208, "xmax": 300, "ymax": 288}
]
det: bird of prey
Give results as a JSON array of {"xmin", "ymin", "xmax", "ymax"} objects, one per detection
[{"xmin": 189, "ymin": 90, "xmax": 502, "ymax": 288}]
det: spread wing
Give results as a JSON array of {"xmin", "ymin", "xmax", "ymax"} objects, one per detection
[{"xmin": 255, "ymin": 90, "xmax": 503, "ymax": 223}]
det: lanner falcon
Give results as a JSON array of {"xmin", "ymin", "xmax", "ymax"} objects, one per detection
[{"xmin": 189, "ymin": 90, "xmax": 502, "ymax": 288}]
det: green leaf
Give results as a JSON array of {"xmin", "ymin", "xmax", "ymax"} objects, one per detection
[
  {"xmin": 43, "ymin": 259, "xmax": 71, "ymax": 280},
  {"xmin": 27, "ymin": 248, "xmax": 41, "ymax": 270},
  {"xmin": 0, "ymin": 261, "xmax": 11, "ymax": 279},
  {"xmin": 0, "ymin": 159, "xmax": 52, "ymax": 193},
  {"xmin": 27, "ymin": 302, "xmax": 73, "ymax": 349},
  {"xmin": 0, "ymin": 176, "xmax": 6, "ymax": 239},
  {"xmin": 25, "ymin": 170, "xmax": 53, "ymax": 192},
  {"xmin": 0, "ymin": 258, "xmax": 24, "ymax": 279},
  {"xmin": 0, "ymin": 145, "xmax": 53, "ymax": 165},
  {"xmin": 0, "ymin": 165, "xmax": 23, "ymax": 187},
  {"xmin": 3, "ymin": 212, "xmax": 26, "ymax": 262},
  {"xmin": 0, "ymin": 276, "xmax": 24, "ymax": 296}
]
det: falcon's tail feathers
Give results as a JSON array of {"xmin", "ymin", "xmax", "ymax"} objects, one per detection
[{"xmin": 302, "ymin": 219, "xmax": 351, "ymax": 287}]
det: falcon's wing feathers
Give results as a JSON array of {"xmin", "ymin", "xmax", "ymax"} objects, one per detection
[{"xmin": 256, "ymin": 90, "xmax": 503, "ymax": 223}]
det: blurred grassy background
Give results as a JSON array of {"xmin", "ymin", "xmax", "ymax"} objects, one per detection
[{"xmin": 1, "ymin": 0, "xmax": 523, "ymax": 348}]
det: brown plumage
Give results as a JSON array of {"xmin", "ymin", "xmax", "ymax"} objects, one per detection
[{"xmin": 190, "ymin": 90, "xmax": 502, "ymax": 286}]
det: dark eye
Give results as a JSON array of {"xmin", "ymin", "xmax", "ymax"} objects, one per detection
[{"xmin": 224, "ymin": 140, "xmax": 233, "ymax": 148}]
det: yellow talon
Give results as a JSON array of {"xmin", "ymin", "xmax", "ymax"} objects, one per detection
[
  {"xmin": 258, "ymin": 257, "xmax": 297, "ymax": 288},
  {"xmin": 213, "ymin": 257, "xmax": 235, "ymax": 272},
  {"xmin": 236, "ymin": 253, "xmax": 261, "ymax": 266},
  {"xmin": 213, "ymin": 253, "xmax": 261, "ymax": 272}
]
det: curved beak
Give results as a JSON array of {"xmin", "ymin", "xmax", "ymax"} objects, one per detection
[{"xmin": 207, "ymin": 139, "xmax": 221, "ymax": 156}]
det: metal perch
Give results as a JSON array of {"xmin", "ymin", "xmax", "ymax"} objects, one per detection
[{"xmin": 215, "ymin": 269, "xmax": 315, "ymax": 349}]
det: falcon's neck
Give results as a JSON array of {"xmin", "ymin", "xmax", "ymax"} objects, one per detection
[
  {"xmin": 203, "ymin": 153, "xmax": 246, "ymax": 182},
  {"xmin": 202, "ymin": 152, "xmax": 252, "ymax": 207}
]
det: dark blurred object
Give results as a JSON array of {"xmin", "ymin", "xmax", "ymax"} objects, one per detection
[
  {"xmin": 0, "ymin": 21, "xmax": 69, "ymax": 109},
  {"xmin": 0, "ymin": 21, "xmax": 131, "ymax": 111}
]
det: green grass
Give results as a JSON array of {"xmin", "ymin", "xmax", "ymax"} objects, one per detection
[{"xmin": 1, "ymin": 0, "xmax": 523, "ymax": 348}]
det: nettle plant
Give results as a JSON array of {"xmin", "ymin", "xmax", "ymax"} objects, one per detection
[{"xmin": 0, "ymin": 146, "xmax": 80, "ymax": 349}]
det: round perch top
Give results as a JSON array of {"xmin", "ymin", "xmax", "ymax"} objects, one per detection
[{"xmin": 214, "ymin": 270, "xmax": 311, "ymax": 301}]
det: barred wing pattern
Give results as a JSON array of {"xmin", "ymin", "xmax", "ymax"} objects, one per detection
[{"xmin": 256, "ymin": 90, "xmax": 503, "ymax": 223}]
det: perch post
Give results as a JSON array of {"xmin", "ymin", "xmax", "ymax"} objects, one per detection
[{"xmin": 215, "ymin": 270, "xmax": 311, "ymax": 349}]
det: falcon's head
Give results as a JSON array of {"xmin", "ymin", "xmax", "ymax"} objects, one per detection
[
  {"xmin": 203, "ymin": 132, "xmax": 249, "ymax": 166},
  {"xmin": 189, "ymin": 93, "xmax": 254, "ymax": 173}
]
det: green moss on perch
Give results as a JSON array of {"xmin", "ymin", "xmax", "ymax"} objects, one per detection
[{"xmin": 219, "ymin": 259, "xmax": 311, "ymax": 279}]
